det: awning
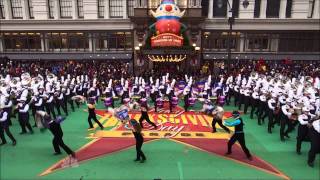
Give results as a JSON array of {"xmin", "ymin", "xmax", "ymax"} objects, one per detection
[
  {"xmin": 202, "ymin": 52, "xmax": 320, "ymax": 61},
  {"xmin": 0, "ymin": 52, "xmax": 133, "ymax": 60}
]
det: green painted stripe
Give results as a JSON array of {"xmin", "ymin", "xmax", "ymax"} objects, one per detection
[{"xmin": 177, "ymin": 161, "xmax": 184, "ymax": 180}]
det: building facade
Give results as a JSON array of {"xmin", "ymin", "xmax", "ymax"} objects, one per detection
[{"xmin": 0, "ymin": 0, "xmax": 319, "ymax": 71}]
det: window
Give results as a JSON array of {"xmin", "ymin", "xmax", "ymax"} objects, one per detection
[
  {"xmin": 266, "ymin": 0, "xmax": 280, "ymax": 18},
  {"xmin": 246, "ymin": 34, "xmax": 270, "ymax": 51},
  {"xmin": 10, "ymin": 0, "xmax": 23, "ymax": 19},
  {"xmin": 213, "ymin": 0, "xmax": 227, "ymax": 17},
  {"xmin": 178, "ymin": 0, "xmax": 187, "ymax": 8},
  {"xmin": 109, "ymin": 0, "xmax": 123, "ymax": 18},
  {"xmin": 127, "ymin": 0, "xmax": 134, "ymax": 17},
  {"xmin": 279, "ymin": 32, "xmax": 320, "ymax": 52},
  {"xmin": 77, "ymin": 0, "xmax": 83, "ymax": 18},
  {"xmin": 60, "ymin": 0, "xmax": 72, "ymax": 18},
  {"xmin": 28, "ymin": 0, "xmax": 34, "ymax": 19},
  {"xmin": 148, "ymin": 0, "xmax": 159, "ymax": 9},
  {"xmin": 232, "ymin": 0, "xmax": 239, "ymax": 18},
  {"xmin": 95, "ymin": 31, "xmax": 133, "ymax": 51},
  {"xmin": 48, "ymin": 0, "xmax": 55, "ymax": 19},
  {"xmin": 201, "ymin": 0, "xmax": 209, "ymax": 17},
  {"xmin": 47, "ymin": 32, "xmax": 89, "ymax": 51},
  {"xmin": 202, "ymin": 32, "xmax": 238, "ymax": 51},
  {"xmin": 254, "ymin": 0, "xmax": 261, "ymax": 18},
  {"xmin": 0, "ymin": 0, "xmax": 5, "ymax": 19},
  {"xmin": 285, "ymin": 0, "xmax": 292, "ymax": 18},
  {"xmin": 98, "ymin": 0, "xmax": 104, "ymax": 18},
  {"xmin": 3, "ymin": 32, "xmax": 41, "ymax": 51}
]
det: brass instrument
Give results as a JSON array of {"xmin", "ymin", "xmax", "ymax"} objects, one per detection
[
  {"xmin": 46, "ymin": 73, "xmax": 56, "ymax": 83},
  {"xmin": 21, "ymin": 73, "xmax": 31, "ymax": 86}
]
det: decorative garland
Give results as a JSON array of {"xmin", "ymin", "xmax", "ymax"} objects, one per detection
[{"xmin": 147, "ymin": 54, "xmax": 187, "ymax": 62}]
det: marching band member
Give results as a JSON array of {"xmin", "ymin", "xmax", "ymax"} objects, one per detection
[
  {"xmin": 87, "ymin": 97, "xmax": 104, "ymax": 130},
  {"xmin": 211, "ymin": 104, "xmax": 230, "ymax": 133},
  {"xmin": 257, "ymin": 90, "xmax": 268, "ymax": 125},
  {"xmin": 0, "ymin": 105, "xmax": 16, "ymax": 146},
  {"xmin": 128, "ymin": 119, "xmax": 146, "ymax": 163},
  {"xmin": 267, "ymin": 94, "xmax": 279, "ymax": 133},
  {"xmin": 65, "ymin": 85, "xmax": 75, "ymax": 112},
  {"xmin": 139, "ymin": 103, "xmax": 157, "ymax": 129},
  {"xmin": 250, "ymin": 88, "xmax": 260, "ymax": 119},
  {"xmin": 38, "ymin": 111, "xmax": 75, "ymax": 157},
  {"xmin": 280, "ymin": 99, "xmax": 293, "ymax": 141},
  {"xmin": 45, "ymin": 92, "xmax": 56, "ymax": 119},
  {"xmin": 17, "ymin": 97, "xmax": 33, "ymax": 134},
  {"xmin": 224, "ymin": 111, "xmax": 252, "ymax": 160},
  {"xmin": 307, "ymin": 117, "xmax": 320, "ymax": 167},
  {"xmin": 243, "ymin": 86, "xmax": 252, "ymax": 114},
  {"xmin": 55, "ymin": 88, "xmax": 68, "ymax": 116},
  {"xmin": 296, "ymin": 107, "xmax": 313, "ymax": 155},
  {"xmin": 3, "ymin": 95, "xmax": 13, "ymax": 126}
]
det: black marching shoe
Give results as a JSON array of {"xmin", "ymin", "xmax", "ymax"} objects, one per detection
[
  {"xmin": 247, "ymin": 156, "xmax": 253, "ymax": 161},
  {"xmin": 134, "ymin": 159, "xmax": 140, "ymax": 162},
  {"xmin": 0, "ymin": 142, "xmax": 7, "ymax": 146},
  {"xmin": 284, "ymin": 134, "xmax": 290, "ymax": 138},
  {"xmin": 308, "ymin": 162, "xmax": 314, "ymax": 168},
  {"xmin": 296, "ymin": 151, "xmax": 301, "ymax": 155},
  {"xmin": 225, "ymin": 152, "xmax": 232, "ymax": 156},
  {"xmin": 280, "ymin": 138, "xmax": 285, "ymax": 142},
  {"xmin": 54, "ymin": 152, "xmax": 62, "ymax": 155}
]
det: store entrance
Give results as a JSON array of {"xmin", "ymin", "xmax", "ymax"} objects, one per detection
[{"xmin": 152, "ymin": 62, "xmax": 184, "ymax": 75}]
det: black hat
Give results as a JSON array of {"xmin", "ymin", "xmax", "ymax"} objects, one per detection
[{"xmin": 232, "ymin": 111, "xmax": 240, "ymax": 117}]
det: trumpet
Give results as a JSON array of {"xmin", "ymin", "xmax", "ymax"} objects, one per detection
[{"xmin": 46, "ymin": 73, "xmax": 56, "ymax": 83}]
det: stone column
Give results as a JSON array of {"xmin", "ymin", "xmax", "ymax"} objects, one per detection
[
  {"xmin": 105, "ymin": 0, "xmax": 110, "ymax": 18},
  {"xmin": 279, "ymin": 0, "xmax": 287, "ymax": 18},
  {"xmin": 314, "ymin": 0, "xmax": 320, "ymax": 19},
  {"xmin": 260, "ymin": 0, "xmax": 267, "ymax": 18},
  {"xmin": 22, "ymin": 0, "xmax": 29, "ymax": 19},
  {"xmin": 72, "ymin": 0, "xmax": 78, "ymax": 19},
  {"xmin": 3, "ymin": 0, "xmax": 12, "ymax": 19},
  {"xmin": 33, "ymin": 0, "xmax": 49, "ymax": 19},
  {"xmin": 239, "ymin": 33, "xmax": 245, "ymax": 52},
  {"xmin": 208, "ymin": 0, "xmax": 213, "ymax": 19},
  {"xmin": 84, "ymin": 0, "xmax": 98, "ymax": 19},
  {"xmin": 54, "ymin": 0, "xmax": 60, "ymax": 19},
  {"xmin": 0, "ymin": 37, "xmax": 4, "ymax": 52},
  {"xmin": 123, "ymin": 0, "xmax": 128, "ymax": 19},
  {"xmin": 41, "ymin": 33, "xmax": 46, "ymax": 52}
]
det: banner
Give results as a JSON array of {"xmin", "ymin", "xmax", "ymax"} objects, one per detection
[{"xmin": 151, "ymin": 33, "xmax": 184, "ymax": 47}]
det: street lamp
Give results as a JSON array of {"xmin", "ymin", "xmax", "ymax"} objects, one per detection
[{"xmin": 224, "ymin": 0, "xmax": 249, "ymax": 72}]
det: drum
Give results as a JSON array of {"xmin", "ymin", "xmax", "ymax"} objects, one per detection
[
  {"xmin": 188, "ymin": 97, "xmax": 196, "ymax": 106},
  {"xmin": 217, "ymin": 95, "xmax": 225, "ymax": 106},
  {"xmin": 132, "ymin": 95, "xmax": 141, "ymax": 100},
  {"xmin": 156, "ymin": 98, "xmax": 163, "ymax": 107},
  {"xmin": 145, "ymin": 85, "xmax": 151, "ymax": 93},
  {"xmin": 197, "ymin": 81, "xmax": 206, "ymax": 92},
  {"xmin": 171, "ymin": 96, "xmax": 178, "ymax": 107},
  {"xmin": 140, "ymin": 98, "xmax": 147, "ymax": 106},
  {"xmin": 123, "ymin": 98, "xmax": 130, "ymax": 104},
  {"xmin": 104, "ymin": 97, "xmax": 112, "ymax": 107},
  {"xmin": 115, "ymin": 85, "xmax": 123, "ymax": 96},
  {"xmin": 176, "ymin": 81, "xmax": 186, "ymax": 91},
  {"xmin": 198, "ymin": 98, "xmax": 205, "ymax": 102}
]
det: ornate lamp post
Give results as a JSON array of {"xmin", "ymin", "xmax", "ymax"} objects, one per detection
[{"xmin": 218, "ymin": 0, "xmax": 249, "ymax": 72}]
